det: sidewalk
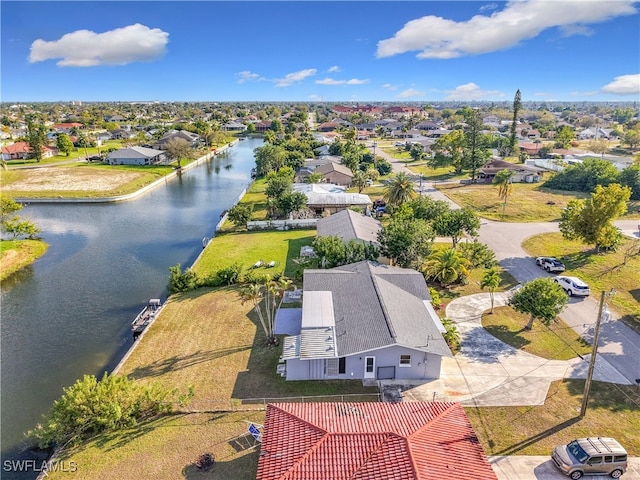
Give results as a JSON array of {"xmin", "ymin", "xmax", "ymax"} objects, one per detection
[{"xmin": 381, "ymin": 292, "xmax": 631, "ymax": 407}]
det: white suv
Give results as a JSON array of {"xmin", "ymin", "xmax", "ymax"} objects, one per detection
[{"xmin": 554, "ymin": 276, "xmax": 590, "ymax": 297}]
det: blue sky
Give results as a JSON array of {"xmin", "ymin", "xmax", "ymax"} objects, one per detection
[{"xmin": 2, "ymin": 1, "xmax": 639, "ymax": 102}]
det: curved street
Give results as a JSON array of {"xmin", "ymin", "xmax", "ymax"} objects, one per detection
[{"xmin": 372, "ymin": 143, "xmax": 640, "ymax": 385}]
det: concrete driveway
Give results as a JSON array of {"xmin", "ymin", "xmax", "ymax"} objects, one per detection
[
  {"xmin": 490, "ymin": 455, "xmax": 640, "ymax": 480},
  {"xmin": 389, "ymin": 292, "xmax": 630, "ymax": 407}
]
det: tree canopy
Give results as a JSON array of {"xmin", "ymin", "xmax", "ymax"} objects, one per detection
[
  {"xmin": 377, "ymin": 205, "xmax": 434, "ymax": 268},
  {"xmin": 509, "ymin": 278, "xmax": 569, "ymax": 329}
]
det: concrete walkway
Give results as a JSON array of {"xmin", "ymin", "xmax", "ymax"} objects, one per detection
[{"xmin": 383, "ymin": 292, "xmax": 630, "ymax": 407}]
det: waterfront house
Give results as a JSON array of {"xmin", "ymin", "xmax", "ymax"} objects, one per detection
[
  {"xmin": 292, "ymin": 183, "xmax": 371, "ymax": 216},
  {"xmin": 279, "ymin": 261, "xmax": 450, "ymax": 381},
  {"xmin": 256, "ymin": 402, "xmax": 497, "ymax": 480},
  {"xmin": 107, "ymin": 146, "xmax": 166, "ymax": 165}
]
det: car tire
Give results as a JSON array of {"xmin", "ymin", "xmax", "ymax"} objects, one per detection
[
  {"xmin": 610, "ymin": 469, "xmax": 623, "ymax": 478},
  {"xmin": 566, "ymin": 289, "xmax": 573, "ymax": 296},
  {"xmin": 570, "ymin": 471, "xmax": 583, "ymax": 479}
]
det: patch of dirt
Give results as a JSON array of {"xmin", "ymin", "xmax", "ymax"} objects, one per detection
[{"xmin": 3, "ymin": 168, "xmax": 142, "ymax": 192}]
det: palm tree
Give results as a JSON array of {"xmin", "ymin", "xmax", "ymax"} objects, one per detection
[
  {"xmin": 351, "ymin": 171, "xmax": 368, "ymax": 193},
  {"xmin": 239, "ymin": 277, "xmax": 294, "ymax": 346},
  {"xmin": 422, "ymin": 248, "xmax": 469, "ymax": 285},
  {"xmin": 480, "ymin": 267, "xmax": 501, "ymax": 313},
  {"xmin": 440, "ymin": 317, "xmax": 460, "ymax": 352},
  {"xmin": 383, "ymin": 172, "xmax": 417, "ymax": 207},
  {"xmin": 493, "ymin": 169, "xmax": 513, "ymax": 214}
]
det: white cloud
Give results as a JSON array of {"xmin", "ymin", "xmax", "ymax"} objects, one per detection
[
  {"xmin": 383, "ymin": 83, "xmax": 398, "ymax": 91},
  {"xmin": 315, "ymin": 77, "xmax": 369, "ymax": 85},
  {"xmin": 309, "ymin": 94, "xmax": 321, "ymax": 100},
  {"xmin": 376, "ymin": 0, "xmax": 637, "ymax": 59},
  {"xmin": 236, "ymin": 71, "xmax": 263, "ymax": 84},
  {"xmin": 29, "ymin": 23, "xmax": 168, "ymax": 67},
  {"xmin": 444, "ymin": 82, "xmax": 505, "ymax": 100},
  {"xmin": 601, "ymin": 73, "xmax": 640, "ymax": 95},
  {"xmin": 479, "ymin": 3, "xmax": 499, "ymax": 12},
  {"xmin": 274, "ymin": 68, "xmax": 317, "ymax": 87},
  {"xmin": 397, "ymin": 88, "xmax": 425, "ymax": 99},
  {"xmin": 316, "ymin": 77, "xmax": 344, "ymax": 85},
  {"xmin": 328, "ymin": 65, "xmax": 341, "ymax": 73},
  {"xmin": 346, "ymin": 78, "xmax": 369, "ymax": 85}
]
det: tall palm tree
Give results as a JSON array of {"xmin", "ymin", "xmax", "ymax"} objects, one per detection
[
  {"xmin": 422, "ymin": 248, "xmax": 469, "ymax": 285},
  {"xmin": 383, "ymin": 172, "xmax": 417, "ymax": 207},
  {"xmin": 351, "ymin": 171, "xmax": 368, "ymax": 193},
  {"xmin": 480, "ymin": 267, "xmax": 501, "ymax": 313},
  {"xmin": 493, "ymin": 169, "xmax": 513, "ymax": 214}
]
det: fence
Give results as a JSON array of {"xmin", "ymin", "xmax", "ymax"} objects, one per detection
[
  {"xmin": 169, "ymin": 393, "xmax": 382, "ymax": 413},
  {"xmin": 247, "ymin": 219, "xmax": 317, "ymax": 230}
]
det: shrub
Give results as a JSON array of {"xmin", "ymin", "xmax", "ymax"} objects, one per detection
[
  {"xmin": 168, "ymin": 264, "xmax": 199, "ymax": 293},
  {"xmin": 216, "ymin": 263, "xmax": 243, "ymax": 285}
]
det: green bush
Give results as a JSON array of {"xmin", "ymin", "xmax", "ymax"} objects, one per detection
[
  {"xmin": 216, "ymin": 263, "xmax": 243, "ymax": 285},
  {"xmin": 168, "ymin": 264, "xmax": 199, "ymax": 293}
]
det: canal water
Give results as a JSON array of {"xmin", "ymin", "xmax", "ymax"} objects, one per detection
[{"xmin": 0, "ymin": 138, "xmax": 262, "ymax": 479}]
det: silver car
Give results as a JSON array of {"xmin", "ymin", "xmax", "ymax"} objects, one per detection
[{"xmin": 552, "ymin": 437, "xmax": 628, "ymax": 479}]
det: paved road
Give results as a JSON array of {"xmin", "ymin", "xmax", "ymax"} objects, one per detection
[{"xmin": 371, "ymin": 142, "xmax": 640, "ymax": 386}]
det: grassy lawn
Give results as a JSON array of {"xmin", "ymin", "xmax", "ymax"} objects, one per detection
[
  {"xmin": 406, "ymin": 164, "xmax": 468, "ymax": 182},
  {"xmin": 522, "ymin": 233, "xmax": 640, "ymax": 333},
  {"xmin": 435, "ymin": 182, "xmax": 589, "ymax": 222},
  {"xmin": 481, "ymin": 306, "xmax": 591, "ymax": 360},
  {"xmin": 193, "ymin": 229, "xmax": 316, "ymax": 280},
  {"xmin": 466, "ymin": 379, "xmax": 640, "ymax": 456},
  {"xmin": 0, "ymin": 239, "xmax": 48, "ymax": 281},
  {"xmin": 47, "ymin": 412, "xmax": 263, "ymax": 480}
]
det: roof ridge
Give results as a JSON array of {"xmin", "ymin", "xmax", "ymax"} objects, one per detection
[
  {"xmin": 349, "ymin": 432, "xmax": 416, "ymax": 480},
  {"xmin": 368, "ymin": 263, "xmax": 397, "ymax": 340}
]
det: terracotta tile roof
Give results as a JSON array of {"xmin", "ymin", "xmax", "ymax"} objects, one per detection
[
  {"xmin": 256, "ymin": 402, "xmax": 497, "ymax": 480},
  {"xmin": 1, "ymin": 141, "xmax": 30, "ymax": 154}
]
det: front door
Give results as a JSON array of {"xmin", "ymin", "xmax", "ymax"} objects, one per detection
[{"xmin": 364, "ymin": 356, "xmax": 375, "ymax": 379}]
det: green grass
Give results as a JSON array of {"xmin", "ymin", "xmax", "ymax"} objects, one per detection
[
  {"xmin": 466, "ymin": 379, "xmax": 640, "ymax": 456},
  {"xmin": 482, "ymin": 306, "xmax": 592, "ymax": 360},
  {"xmin": 0, "ymin": 239, "xmax": 48, "ymax": 281},
  {"xmin": 46, "ymin": 412, "xmax": 262, "ymax": 480},
  {"xmin": 523, "ymin": 233, "xmax": 640, "ymax": 333},
  {"xmin": 192, "ymin": 230, "xmax": 315, "ymax": 280},
  {"xmin": 435, "ymin": 182, "xmax": 590, "ymax": 222},
  {"xmin": 406, "ymin": 164, "xmax": 468, "ymax": 182}
]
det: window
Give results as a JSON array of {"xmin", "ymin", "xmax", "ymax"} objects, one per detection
[
  {"xmin": 399, "ymin": 355, "xmax": 411, "ymax": 367},
  {"xmin": 614, "ymin": 455, "xmax": 627, "ymax": 462},
  {"xmin": 604, "ymin": 456, "xmax": 613, "ymax": 463},
  {"xmin": 338, "ymin": 357, "xmax": 346, "ymax": 374},
  {"xmin": 588, "ymin": 456, "xmax": 603, "ymax": 465}
]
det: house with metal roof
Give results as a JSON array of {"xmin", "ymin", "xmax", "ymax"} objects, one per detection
[
  {"xmin": 106, "ymin": 146, "xmax": 167, "ymax": 165},
  {"xmin": 292, "ymin": 183, "xmax": 371, "ymax": 216},
  {"xmin": 256, "ymin": 402, "xmax": 497, "ymax": 480},
  {"xmin": 280, "ymin": 261, "xmax": 450, "ymax": 381}
]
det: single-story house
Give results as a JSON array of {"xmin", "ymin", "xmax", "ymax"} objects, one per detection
[
  {"xmin": 315, "ymin": 161, "xmax": 353, "ymax": 186},
  {"xmin": 292, "ymin": 183, "xmax": 371, "ymax": 216},
  {"xmin": 221, "ymin": 121, "xmax": 247, "ymax": 132},
  {"xmin": 155, "ymin": 130, "xmax": 201, "ymax": 149},
  {"xmin": 478, "ymin": 159, "xmax": 546, "ymax": 183},
  {"xmin": 106, "ymin": 146, "xmax": 166, "ymax": 165},
  {"xmin": 316, "ymin": 209, "xmax": 381, "ymax": 245},
  {"xmin": 1, "ymin": 141, "xmax": 56, "ymax": 160},
  {"xmin": 519, "ymin": 142, "xmax": 542, "ymax": 156},
  {"xmin": 280, "ymin": 261, "xmax": 450, "ymax": 381},
  {"xmin": 52, "ymin": 122, "xmax": 83, "ymax": 134},
  {"xmin": 256, "ymin": 402, "xmax": 497, "ymax": 480},
  {"xmin": 110, "ymin": 128, "xmax": 135, "ymax": 140}
]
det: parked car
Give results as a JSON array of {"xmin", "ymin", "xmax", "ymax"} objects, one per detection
[
  {"xmin": 536, "ymin": 256, "xmax": 566, "ymax": 272},
  {"xmin": 551, "ymin": 437, "xmax": 628, "ymax": 479},
  {"xmin": 554, "ymin": 276, "xmax": 591, "ymax": 297}
]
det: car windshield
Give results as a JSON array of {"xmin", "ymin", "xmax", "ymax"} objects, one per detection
[
  {"xmin": 551, "ymin": 260, "xmax": 562, "ymax": 266},
  {"xmin": 567, "ymin": 441, "xmax": 589, "ymax": 463}
]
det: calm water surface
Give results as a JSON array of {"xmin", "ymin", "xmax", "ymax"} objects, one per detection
[{"xmin": 0, "ymin": 138, "xmax": 261, "ymax": 479}]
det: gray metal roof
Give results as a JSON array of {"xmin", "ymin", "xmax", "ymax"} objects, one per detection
[
  {"xmin": 317, "ymin": 209, "xmax": 381, "ymax": 244},
  {"xmin": 293, "ymin": 183, "xmax": 371, "ymax": 207},
  {"xmin": 302, "ymin": 261, "xmax": 451, "ymax": 358},
  {"xmin": 107, "ymin": 146, "xmax": 164, "ymax": 159}
]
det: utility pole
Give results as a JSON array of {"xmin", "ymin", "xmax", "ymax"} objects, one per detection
[{"xmin": 580, "ymin": 290, "xmax": 607, "ymax": 417}]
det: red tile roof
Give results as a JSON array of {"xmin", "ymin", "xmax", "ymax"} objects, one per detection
[
  {"xmin": 256, "ymin": 402, "xmax": 497, "ymax": 480},
  {"xmin": 1, "ymin": 141, "xmax": 30, "ymax": 154}
]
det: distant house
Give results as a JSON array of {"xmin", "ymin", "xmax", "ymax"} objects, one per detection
[
  {"xmin": 316, "ymin": 209, "xmax": 381, "ymax": 245},
  {"xmin": 478, "ymin": 159, "xmax": 545, "ymax": 183},
  {"xmin": 1, "ymin": 141, "xmax": 55, "ymax": 160},
  {"xmin": 110, "ymin": 128, "xmax": 134, "ymax": 140},
  {"xmin": 221, "ymin": 121, "xmax": 247, "ymax": 132},
  {"xmin": 257, "ymin": 402, "xmax": 497, "ymax": 480},
  {"xmin": 106, "ymin": 146, "xmax": 166, "ymax": 165},
  {"xmin": 519, "ymin": 142, "xmax": 542, "ymax": 156},
  {"xmin": 52, "ymin": 122, "xmax": 83, "ymax": 134},
  {"xmin": 317, "ymin": 121, "xmax": 341, "ymax": 132},
  {"xmin": 155, "ymin": 130, "xmax": 200, "ymax": 149},
  {"xmin": 292, "ymin": 183, "xmax": 371, "ymax": 216},
  {"xmin": 279, "ymin": 261, "xmax": 450, "ymax": 381},
  {"xmin": 315, "ymin": 161, "xmax": 353, "ymax": 186}
]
